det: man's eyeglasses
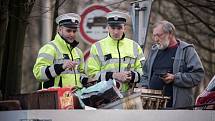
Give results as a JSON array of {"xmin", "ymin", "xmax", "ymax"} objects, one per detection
[{"xmin": 152, "ymin": 32, "xmax": 166, "ymax": 39}]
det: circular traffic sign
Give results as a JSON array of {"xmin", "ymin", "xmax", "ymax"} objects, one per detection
[{"xmin": 80, "ymin": 4, "xmax": 112, "ymax": 44}]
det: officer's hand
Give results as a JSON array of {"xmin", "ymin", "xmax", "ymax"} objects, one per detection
[
  {"xmin": 112, "ymin": 71, "xmax": 132, "ymax": 83},
  {"xmin": 161, "ymin": 73, "xmax": 175, "ymax": 84},
  {"xmin": 62, "ymin": 60, "xmax": 78, "ymax": 70}
]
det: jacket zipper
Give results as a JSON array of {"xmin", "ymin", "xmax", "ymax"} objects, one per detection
[{"xmin": 117, "ymin": 40, "xmax": 121, "ymax": 72}]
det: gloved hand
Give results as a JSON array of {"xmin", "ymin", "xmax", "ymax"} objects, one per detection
[
  {"xmin": 112, "ymin": 71, "xmax": 132, "ymax": 83},
  {"xmin": 62, "ymin": 60, "xmax": 78, "ymax": 70}
]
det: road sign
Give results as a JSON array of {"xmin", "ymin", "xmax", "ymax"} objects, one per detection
[{"xmin": 80, "ymin": 4, "xmax": 111, "ymax": 44}]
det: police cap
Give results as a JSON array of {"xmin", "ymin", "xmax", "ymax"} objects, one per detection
[
  {"xmin": 106, "ymin": 11, "xmax": 129, "ymax": 26},
  {"xmin": 56, "ymin": 13, "xmax": 81, "ymax": 28}
]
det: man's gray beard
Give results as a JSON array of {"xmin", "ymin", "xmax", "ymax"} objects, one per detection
[
  {"xmin": 158, "ymin": 39, "xmax": 169, "ymax": 50},
  {"xmin": 157, "ymin": 44, "xmax": 166, "ymax": 50}
]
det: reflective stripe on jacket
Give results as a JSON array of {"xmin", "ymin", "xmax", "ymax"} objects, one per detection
[
  {"xmin": 33, "ymin": 33, "xmax": 87, "ymax": 89},
  {"xmin": 86, "ymin": 35, "xmax": 144, "ymax": 92}
]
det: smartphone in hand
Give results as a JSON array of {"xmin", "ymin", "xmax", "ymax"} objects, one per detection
[{"xmin": 155, "ymin": 72, "xmax": 167, "ymax": 78}]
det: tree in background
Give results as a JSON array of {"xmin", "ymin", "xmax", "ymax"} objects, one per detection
[
  {"xmin": 0, "ymin": 0, "xmax": 35, "ymax": 97},
  {"xmin": 0, "ymin": 0, "xmax": 10, "ymax": 97}
]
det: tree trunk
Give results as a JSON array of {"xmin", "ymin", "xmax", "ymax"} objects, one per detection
[
  {"xmin": 0, "ymin": 0, "xmax": 9, "ymax": 98},
  {"xmin": 1, "ymin": 0, "xmax": 35, "ymax": 97},
  {"xmin": 52, "ymin": 0, "xmax": 59, "ymax": 40}
]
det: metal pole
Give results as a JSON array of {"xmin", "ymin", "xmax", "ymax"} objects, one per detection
[{"xmin": 130, "ymin": 0, "xmax": 153, "ymax": 53}]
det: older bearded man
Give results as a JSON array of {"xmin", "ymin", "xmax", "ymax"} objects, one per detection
[{"xmin": 141, "ymin": 20, "xmax": 204, "ymax": 108}]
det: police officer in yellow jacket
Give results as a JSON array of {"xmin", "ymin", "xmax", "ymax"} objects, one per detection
[
  {"xmin": 86, "ymin": 11, "xmax": 144, "ymax": 92},
  {"xmin": 33, "ymin": 13, "xmax": 89, "ymax": 89}
]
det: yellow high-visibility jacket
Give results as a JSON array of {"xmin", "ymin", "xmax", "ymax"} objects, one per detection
[
  {"xmin": 86, "ymin": 34, "xmax": 144, "ymax": 92},
  {"xmin": 33, "ymin": 33, "xmax": 88, "ymax": 89}
]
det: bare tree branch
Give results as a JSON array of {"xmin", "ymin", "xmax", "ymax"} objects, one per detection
[{"xmin": 174, "ymin": 0, "xmax": 215, "ymax": 33}]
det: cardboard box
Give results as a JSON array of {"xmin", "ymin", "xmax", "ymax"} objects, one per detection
[{"xmin": 8, "ymin": 87, "xmax": 81, "ymax": 109}]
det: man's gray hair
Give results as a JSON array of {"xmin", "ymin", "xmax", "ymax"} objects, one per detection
[{"xmin": 154, "ymin": 20, "xmax": 176, "ymax": 35}]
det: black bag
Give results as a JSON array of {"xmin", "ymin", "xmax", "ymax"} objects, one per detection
[{"xmin": 81, "ymin": 87, "xmax": 120, "ymax": 108}]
